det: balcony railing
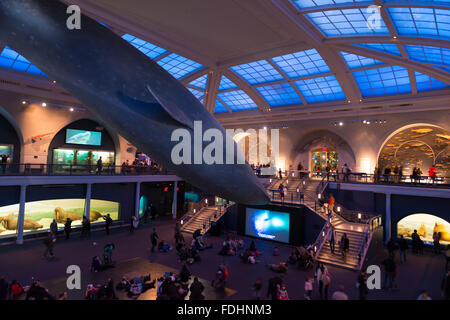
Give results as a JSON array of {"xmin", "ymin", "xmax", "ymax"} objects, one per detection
[{"xmin": 0, "ymin": 163, "xmax": 174, "ymax": 176}]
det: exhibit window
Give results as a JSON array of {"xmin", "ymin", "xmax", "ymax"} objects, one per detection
[
  {"xmin": 0, "ymin": 144, "xmax": 14, "ymax": 169},
  {"xmin": 397, "ymin": 213, "xmax": 450, "ymax": 245},
  {"xmin": 52, "ymin": 148, "xmax": 115, "ymax": 173},
  {"xmin": 0, "ymin": 199, "xmax": 120, "ymax": 239}
]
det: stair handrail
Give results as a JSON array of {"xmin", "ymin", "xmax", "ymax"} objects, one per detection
[
  {"xmin": 179, "ymin": 196, "xmax": 212, "ymax": 227},
  {"xmin": 312, "ymin": 215, "xmax": 332, "ymax": 259},
  {"xmin": 201, "ymin": 203, "xmax": 232, "ymax": 233},
  {"xmin": 357, "ymin": 215, "xmax": 382, "ymax": 270}
]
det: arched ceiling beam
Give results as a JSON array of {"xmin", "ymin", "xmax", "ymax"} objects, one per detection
[
  {"xmin": 325, "ymin": 37, "xmax": 450, "ymax": 49},
  {"xmin": 271, "ymin": 0, "xmax": 362, "ymax": 102},
  {"xmin": 217, "ymin": 97, "xmax": 233, "ymax": 113},
  {"xmin": 222, "ymin": 69, "xmax": 271, "ymax": 112},
  {"xmin": 204, "ymin": 71, "xmax": 221, "ymax": 114},
  {"xmin": 179, "ymin": 67, "xmax": 209, "ymax": 85},
  {"xmin": 334, "ymin": 44, "xmax": 450, "ymax": 84}
]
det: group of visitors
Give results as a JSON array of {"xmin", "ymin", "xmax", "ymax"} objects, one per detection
[
  {"xmin": 375, "ymin": 164, "xmax": 438, "ymax": 184},
  {"xmin": 0, "ymin": 277, "xmax": 65, "ymax": 300}
]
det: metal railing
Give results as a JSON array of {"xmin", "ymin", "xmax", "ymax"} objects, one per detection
[
  {"xmin": 357, "ymin": 215, "xmax": 382, "ymax": 270},
  {"xmin": 200, "ymin": 203, "xmax": 232, "ymax": 234},
  {"xmin": 335, "ymin": 172, "xmax": 450, "ymax": 187},
  {"xmin": 179, "ymin": 196, "xmax": 213, "ymax": 228},
  {"xmin": 0, "ymin": 163, "xmax": 173, "ymax": 176},
  {"xmin": 312, "ymin": 215, "xmax": 332, "ymax": 259}
]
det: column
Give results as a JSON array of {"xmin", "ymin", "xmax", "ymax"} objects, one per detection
[
  {"xmin": 85, "ymin": 183, "xmax": 92, "ymax": 220},
  {"xmin": 172, "ymin": 181, "xmax": 178, "ymax": 220},
  {"xmin": 385, "ymin": 193, "xmax": 391, "ymax": 243},
  {"xmin": 134, "ymin": 182, "xmax": 141, "ymax": 219},
  {"xmin": 16, "ymin": 185, "xmax": 27, "ymax": 244}
]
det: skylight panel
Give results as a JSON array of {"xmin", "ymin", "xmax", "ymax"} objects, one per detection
[
  {"xmin": 189, "ymin": 74, "xmax": 208, "ymax": 90},
  {"xmin": 230, "ymin": 60, "xmax": 283, "ymax": 85},
  {"xmin": 157, "ymin": 53, "xmax": 204, "ymax": 79},
  {"xmin": 122, "ymin": 34, "xmax": 168, "ymax": 60},
  {"xmin": 404, "ymin": 45, "xmax": 450, "ymax": 67},
  {"xmin": 271, "ymin": 49, "xmax": 330, "ymax": 78},
  {"xmin": 214, "ymin": 100, "xmax": 229, "ymax": 113},
  {"xmin": 415, "ymin": 72, "xmax": 450, "ymax": 92},
  {"xmin": 388, "ymin": 7, "xmax": 450, "ymax": 38},
  {"xmin": 187, "ymin": 87, "xmax": 204, "ymax": 99},
  {"xmin": 340, "ymin": 51, "xmax": 385, "ymax": 69},
  {"xmin": 294, "ymin": 75, "xmax": 346, "ymax": 103},
  {"xmin": 0, "ymin": 46, "xmax": 46, "ymax": 76},
  {"xmin": 218, "ymin": 75, "xmax": 239, "ymax": 91},
  {"xmin": 354, "ymin": 43, "xmax": 402, "ymax": 56},
  {"xmin": 307, "ymin": 8, "xmax": 389, "ymax": 36},
  {"xmin": 256, "ymin": 83, "xmax": 303, "ymax": 107},
  {"xmin": 292, "ymin": 0, "xmax": 370, "ymax": 9},
  {"xmin": 217, "ymin": 90, "xmax": 259, "ymax": 111},
  {"xmin": 353, "ymin": 65, "xmax": 411, "ymax": 97}
]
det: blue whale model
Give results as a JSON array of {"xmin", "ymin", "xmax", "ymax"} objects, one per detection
[{"xmin": 0, "ymin": 0, "xmax": 269, "ymax": 205}]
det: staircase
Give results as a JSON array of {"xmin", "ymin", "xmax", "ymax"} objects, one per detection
[
  {"xmin": 316, "ymin": 228, "xmax": 366, "ymax": 270},
  {"xmin": 180, "ymin": 206, "xmax": 222, "ymax": 234}
]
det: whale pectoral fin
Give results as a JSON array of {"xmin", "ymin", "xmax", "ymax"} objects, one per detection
[
  {"xmin": 146, "ymin": 85, "xmax": 193, "ymax": 129},
  {"xmin": 116, "ymin": 91, "xmax": 191, "ymax": 129}
]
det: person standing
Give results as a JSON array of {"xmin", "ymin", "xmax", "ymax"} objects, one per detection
[
  {"xmin": 43, "ymin": 231, "xmax": 56, "ymax": 259},
  {"xmin": 96, "ymin": 156, "xmax": 103, "ymax": 175},
  {"xmin": 304, "ymin": 277, "xmax": 313, "ymax": 300},
  {"xmin": 103, "ymin": 214, "xmax": 113, "ymax": 235},
  {"xmin": 50, "ymin": 219, "xmax": 58, "ymax": 236},
  {"xmin": 267, "ymin": 275, "xmax": 283, "ymax": 301},
  {"xmin": 329, "ymin": 225, "xmax": 336, "ymax": 254},
  {"xmin": 278, "ymin": 168, "xmax": 282, "ymax": 180},
  {"xmin": 357, "ymin": 270, "xmax": 368, "ymax": 300},
  {"xmin": 315, "ymin": 263, "xmax": 329, "ymax": 300},
  {"xmin": 382, "ymin": 255, "xmax": 397, "ymax": 290},
  {"xmin": 433, "ymin": 232, "xmax": 441, "ymax": 254},
  {"xmin": 341, "ymin": 233, "xmax": 349, "ymax": 259},
  {"xmin": 428, "ymin": 164, "xmax": 437, "ymax": 185},
  {"xmin": 398, "ymin": 235, "xmax": 408, "ymax": 264},
  {"xmin": 81, "ymin": 215, "xmax": 91, "ymax": 238},
  {"xmin": 442, "ymin": 270, "xmax": 450, "ymax": 300},
  {"xmin": 1, "ymin": 154, "xmax": 8, "ymax": 174},
  {"xmin": 64, "ymin": 218, "xmax": 72, "ymax": 239},
  {"xmin": 252, "ymin": 279, "xmax": 262, "ymax": 300},
  {"xmin": 150, "ymin": 228, "xmax": 158, "ymax": 253}
]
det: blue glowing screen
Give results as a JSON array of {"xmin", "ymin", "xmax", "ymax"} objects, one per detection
[{"xmin": 245, "ymin": 208, "xmax": 290, "ymax": 243}]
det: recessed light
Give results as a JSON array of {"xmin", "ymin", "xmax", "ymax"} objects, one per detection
[
  {"xmin": 363, "ymin": 120, "xmax": 366, "ymax": 124},
  {"xmin": 21, "ymin": 100, "xmax": 26, "ymax": 105},
  {"xmin": 69, "ymin": 107, "xmax": 74, "ymax": 112},
  {"xmin": 42, "ymin": 102, "xmax": 47, "ymax": 107},
  {"xmin": 339, "ymin": 122, "xmax": 343, "ymax": 126},
  {"xmin": 393, "ymin": 36, "xmax": 397, "ymax": 39}
]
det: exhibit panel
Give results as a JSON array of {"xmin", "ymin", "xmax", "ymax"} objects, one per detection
[
  {"xmin": 0, "ymin": 199, "xmax": 119, "ymax": 238},
  {"xmin": 244, "ymin": 208, "xmax": 290, "ymax": 243},
  {"xmin": 397, "ymin": 213, "xmax": 450, "ymax": 245}
]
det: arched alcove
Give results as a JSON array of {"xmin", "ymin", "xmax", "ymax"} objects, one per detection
[
  {"xmin": 291, "ymin": 130, "xmax": 356, "ymax": 173},
  {"xmin": 0, "ymin": 107, "xmax": 24, "ymax": 169},
  {"xmin": 377, "ymin": 124, "xmax": 450, "ymax": 177},
  {"xmin": 397, "ymin": 213, "xmax": 449, "ymax": 244}
]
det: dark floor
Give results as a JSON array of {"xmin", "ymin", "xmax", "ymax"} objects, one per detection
[{"xmin": 0, "ymin": 219, "xmax": 447, "ymax": 300}]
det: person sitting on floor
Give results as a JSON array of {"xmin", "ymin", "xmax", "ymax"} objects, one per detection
[
  {"xmin": 287, "ymin": 250, "xmax": 298, "ymax": 265},
  {"xmin": 249, "ymin": 240, "xmax": 261, "ymax": 256},
  {"xmin": 10, "ymin": 280, "xmax": 24, "ymax": 300},
  {"xmin": 268, "ymin": 262, "xmax": 289, "ymax": 274},
  {"xmin": 158, "ymin": 240, "xmax": 172, "ymax": 253},
  {"xmin": 178, "ymin": 263, "xmax": 191, "ymax": 286},
  {"xmin": 84, "ymin": 284, "xmax": 100, "ymax": 300}
]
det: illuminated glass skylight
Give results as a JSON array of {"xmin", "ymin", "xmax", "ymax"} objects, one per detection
[
  {"xmin": 354, "ymin": 43, "xmax": 402, "ymax": 56},
  {"xmin": 217, "ymin": 90, "xmax": 259, "ymax": 111},
  {"xmin": 388, "ymin": 7, "xmax": 450, "ymax": 38},
  {"xmin": 415, "ymin": 72, "xmax": 450, "ymax": 92},
  {"xmin": 189, "ymin": 74, "xmax": 208, "ymax": 90},
  {"xmin": 340, "ymin": 51, "xmax": 385, "ymax": 69},
  {"xmin": 218, "ymin": 75, "xmax": 239, "ymax": 91},
  {"xmin": 0, "ymin": 46, "xmax": 46, "ymax": 77},
  {"xmin": 256, "ymin": 83, "xmax": 302, "ymax": 107},
  {"xmin": 292, "ymin": 0, "xmax": 369, "ymax": 9},
  {"xmin": 307, "ymin": 8, "xmax": 389, "ymax": 36},
  {"xmin": 214, "ymin": 100, "xmax": 229, "ymax": 113},
  {"xmin": 230, "ymin": 60, "xmax": 283, "ymax": 85},
  {"xmin": 294, "ymin": 75, "xmax": 345, "ymax": 103},
  {"xmin": 353, "ymin": 66, "xmax": 411, "ymax": 97},
  {"xmin": 122, "ymin": 34, "xmax": 168, "ymax": 60},
  {"xmin": 157, "ymin": 53, "xmax": 204, "ymax": 79},
  {"xmin": 271, "ymin": 49, "xmax": 330, "ymax": 78},
  {"xmin": 187, "ymin": 87, "xmax": 204, "ymax": 99},
  {"xmin": 404, "ymin": 45, "xmax": 450, "ymax": 67}
]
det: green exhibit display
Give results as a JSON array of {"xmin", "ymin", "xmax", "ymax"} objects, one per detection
[
  {"xmin": 0, "ymin": 199, "xmax": 119, "ymax": 238},
  {"xmin": 52, "ymin": 149, "xmax": 115, "ymax": 172},
  {"xmin": 66, "ymin": 129, "xmax": 102, "ymax": 146},
  {"xmin": 0, "ymin": 145, "xmax": 13, "ymax": 162}
]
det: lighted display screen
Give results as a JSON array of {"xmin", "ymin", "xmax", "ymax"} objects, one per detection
[
  {"xmin": 66, "ymin": 129, "xmax": 102, "ymax": 146},
  {"xmin": 245, "ymin": 208, "xmax": 290, "ymax": 243},
  {"xmin": 398, "ymin": 213, "xmax": 450, "ymax": 245}
]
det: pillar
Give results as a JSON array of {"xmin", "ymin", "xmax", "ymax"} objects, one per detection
[
  {"xmin": 172, "ymin": 181, "xmax": 178, "ymax": 220},
  {"xmin": 134, "ymin": 182, "xmax": 141, "ymax": 219},
  {"xmin": 16, "ymin": 185, "xmax": 27, "ymax": 244},
  {"xmin": 85, "ymin": 183, "xmax": 92, "ymax": 220},
  {"xmin": 385, "ymin": 193, "xmax": 391, "ymax": 243}
]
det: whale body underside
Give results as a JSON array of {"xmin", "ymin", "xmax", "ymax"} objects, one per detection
[{"xmin": 0, "ymin": 0, "xmax": 270, "ymax": 205}]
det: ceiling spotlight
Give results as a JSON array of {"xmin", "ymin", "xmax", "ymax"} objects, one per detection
[
  {"xmin": 42, "ymin": 102, "xmax": 47, "ymax": 107},
  {"xmin": 263, "ymin": 126, "xmax": 267, "ymax": 130},
  {"xmin": 339, "ymin": 122, "xmax": 343, "ymax": 126},
  {"xmin": 367, "ymin": 121, "xmax": 370, "ymax": 124},
  {"xmin": 21, "ymin": 100, "xmax": 26, "ymax": 105},
  {"xmin": 52, "ymin": 80, "xmax": 56, "ymax": 84},
  {"xmin": 69, "ymin": 107, "xmax": 74, "ymax": 112},
  {"xmin": 363, "ymin": 120, "xmax": 366, "ymax": 124},
  {"xmin": 393, "ymin": 36, "xmax": 397, "ymax": 39}
]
